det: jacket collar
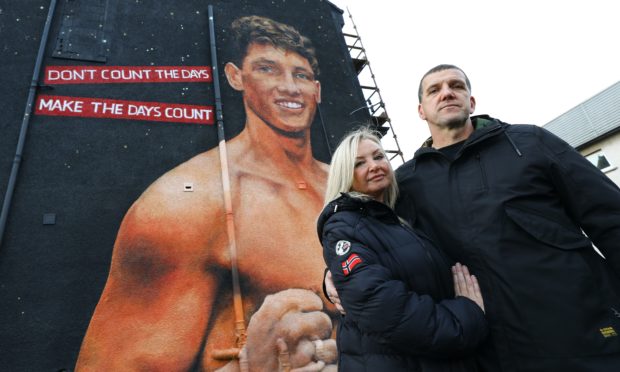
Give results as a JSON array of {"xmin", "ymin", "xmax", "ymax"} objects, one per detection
[
  {"xmin": 415, "ymin": 115, "xmax": 506, "ymax": 158},
  {"xmin": 317, "ymin": 193, "xmax": 399, "ymax": 237}
]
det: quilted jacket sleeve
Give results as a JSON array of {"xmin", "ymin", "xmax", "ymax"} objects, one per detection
[{"xmin": 321, "ymin": 212, "xmax": 487, "ymax": 357}]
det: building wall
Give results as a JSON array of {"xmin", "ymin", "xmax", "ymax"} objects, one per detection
[
  {"xmin": 0, "ymin": 1, "xmax": 366, "ymax": 370},
  {"xmin": 579, "ymin": 132, "xmax": 620, "ymax": 186}
]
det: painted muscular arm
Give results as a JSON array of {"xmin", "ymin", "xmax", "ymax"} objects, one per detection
[{"xmin": 76, "ymin": 179, "xmax": 224, "ymax": 371}]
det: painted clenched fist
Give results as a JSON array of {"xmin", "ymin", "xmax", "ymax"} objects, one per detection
[{"xmin": 241, "ymin": 289, "xmax": 337, "ymax": 371}]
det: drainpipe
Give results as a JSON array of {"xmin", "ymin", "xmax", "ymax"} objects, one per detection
[{"xmin": 0, "ymin": 0, "xmax": 58, "ymax": 247}]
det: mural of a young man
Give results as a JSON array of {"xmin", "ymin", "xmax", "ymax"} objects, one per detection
[{"xmin": 76, "ymin": 15, "xmax": 337, "ymax": 371}]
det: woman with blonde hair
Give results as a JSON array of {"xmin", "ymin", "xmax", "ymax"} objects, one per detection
[{"xmin": 317, "ymin": 128, "xmax": 487, "ymax": 371}]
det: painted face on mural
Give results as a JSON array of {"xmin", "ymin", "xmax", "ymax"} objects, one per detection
[{"xmin": 226, "ymin": 43, "xmax": 322, "ymax": 134}]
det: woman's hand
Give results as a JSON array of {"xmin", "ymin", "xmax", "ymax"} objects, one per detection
[
  {"xmin": 325, "ymin": 270, "xmax": 346, "ymax": 315},
  {"xmin": 452, "ymin": 263, "xmax": 485, "ymax": 313}
]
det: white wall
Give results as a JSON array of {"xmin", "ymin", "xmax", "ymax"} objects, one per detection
[{"xmin": 579, "ymin": 132, "xmax": 620, "ymax": 186}]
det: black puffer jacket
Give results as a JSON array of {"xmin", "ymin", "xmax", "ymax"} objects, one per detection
[
  {"xmin": 317, "ymin": 193, "xmax": 488, "ymax": 371},
  {"xmin": 396, "ymin": 115, "xmax": 620, "ymax": 372}
]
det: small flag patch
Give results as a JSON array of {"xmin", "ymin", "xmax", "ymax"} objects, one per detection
[{"xmin": 342, "ymin": 253, "xmax": 362, "ymax": 276}]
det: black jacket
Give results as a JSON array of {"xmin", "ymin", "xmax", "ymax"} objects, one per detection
[
  {"xmin": 317, "ymin": 193, "xmax": 488, "ymax": 371},
  {"xmin": 396, "ymin": 115, "xmax": 620, "ymax": 372}
]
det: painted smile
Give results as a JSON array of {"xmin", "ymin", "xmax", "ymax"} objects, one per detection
[{"xmin": 276, "ymin": 100, "xmax": 303, "ymax": 109}]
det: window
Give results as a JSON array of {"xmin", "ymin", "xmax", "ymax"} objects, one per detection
[{"xmin": 585, "ymin": 150, "xmax": 614, "ymax": 172}]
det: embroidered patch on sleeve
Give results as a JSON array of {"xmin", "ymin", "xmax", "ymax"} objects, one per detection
[
  {"xmin": 600, "ymin": 326, "xmax": 618, "ymax": 338},
  {"xmin": 335, "ymin": 240, "xmax": 351, "ymax": 256},
  {"xmin": 342, "ymin": 253, "xmax": 362, "ymax": 276}
]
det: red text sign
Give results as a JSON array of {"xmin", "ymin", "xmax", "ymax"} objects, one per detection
[
  {"xmin": 44, "ymin": 66, "xmax": 212, "ymax": 84},
  {"xmin": 35, "ymin": 95, "xmax": 214, "ymax": 125}
]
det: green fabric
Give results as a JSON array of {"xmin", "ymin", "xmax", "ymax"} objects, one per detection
[{"xmin": 472, "ymin": 116, "xmax": 494, "ymax": 130}]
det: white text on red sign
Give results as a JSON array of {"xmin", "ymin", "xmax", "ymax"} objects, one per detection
[
  {"xmin": 35, "ymin": 95, "xmax": 214, "ymax": 125},
  {"xmin": 44, "ymin": 66, "xmax": 212, "ymax": 84}
]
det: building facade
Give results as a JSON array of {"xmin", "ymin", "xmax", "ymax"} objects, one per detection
[{"xmin": 544, "ymin": 81, "xmax": 620, "ymax": 186}]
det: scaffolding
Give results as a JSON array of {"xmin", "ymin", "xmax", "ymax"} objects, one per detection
[{"xmin": 342, "ymin": 9, "xmax": 404, "ymax": 164}]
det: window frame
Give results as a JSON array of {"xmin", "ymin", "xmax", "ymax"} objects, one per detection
[{"xmin": 585, "ymin": 149, "xmax": 616, "ymax": 173}]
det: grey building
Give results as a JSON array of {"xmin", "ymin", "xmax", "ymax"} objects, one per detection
[{"xmin": 544, "ymin": 81, "xmax": 620, "ymax": 186}]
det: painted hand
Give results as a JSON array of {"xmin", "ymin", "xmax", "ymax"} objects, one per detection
[{"xmin": 241, "ymin": 289, "xmax": 336, "ymax": 371}]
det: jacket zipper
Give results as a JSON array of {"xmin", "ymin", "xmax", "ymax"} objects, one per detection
[{"xmin": 475, "ymin": 153, "xmax": 488, "ymax": 190}]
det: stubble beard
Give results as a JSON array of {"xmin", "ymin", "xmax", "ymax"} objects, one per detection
[{"xmin": 439, "ymin": 112, "xmax": 469, "ymax": 130}]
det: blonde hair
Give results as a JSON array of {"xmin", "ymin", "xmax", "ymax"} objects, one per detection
[{"xmin": 324, "ymin": 127, "xmax": 398, "ymax": 208}]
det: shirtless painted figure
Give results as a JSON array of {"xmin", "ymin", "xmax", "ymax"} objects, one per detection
[{"xmin": 76, "ymin": 16, "xmax": 336, "ymax": 371}]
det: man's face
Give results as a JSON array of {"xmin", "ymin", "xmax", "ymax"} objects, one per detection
[
  {"xmin": 227, "ymin": 43, "xmax": 321, "ymax": 134},
  {"xmin": 418, "ymin": 69, "xmax": 475, "ymax": 129}
]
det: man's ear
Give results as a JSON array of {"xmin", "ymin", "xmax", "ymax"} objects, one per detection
[
  {"xmin": 314, "ymin": 81, "xmax": 321, "ymax": 104},
  {"xmin": 469, "ymin": 95, "xmax": 476, "ymax": 114},
  {"xmin": 224, "ymin": 62, "xmax": 243, "ymax": 91},
  {"xmin": 418, "ymin": 103, "xmax": 426, "ymax": 120}
]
